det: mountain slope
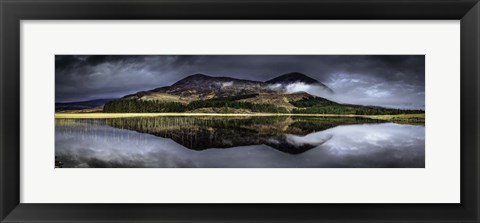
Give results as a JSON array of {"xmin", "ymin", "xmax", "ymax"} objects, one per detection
[
  {"xmin": 123, "ymin": 72, "xmax": 332, "ymax": 102},
  {"xmin": 101, "ymin": 73, "xmax": 423, "ymax": 115},
  {"xmin": 265, "ymin": 72, "xmax": 334, "ymax": 94},
  {"xmin": 266, "ymin": 72, "xmax": 322, "ymax": 85},
  {"xmin": 56, "ymin": 98, "xmax": 115, "ymax": 112},
  {"xmin": 124, "ymin": 73, "xmax": 274, "ymax": 102}
]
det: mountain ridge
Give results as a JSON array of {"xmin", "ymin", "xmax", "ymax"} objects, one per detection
[
  {"xmin": 55, "ymin": 98, "xmax": 116, "ymax": 112},
  {"xmin": 55, "ymin": 72, "xmax": 424, "ymax": 115},
  {"xmin": 121, "ymin": 72, "xmax": 332, "ymax": 104},
  {"xmin": 100, "ymin": 72, "xmax": 423, "ymax": 115},
  {"xmin": 265, "ymin": 72, "xmax": 334, "ymax": 94}
]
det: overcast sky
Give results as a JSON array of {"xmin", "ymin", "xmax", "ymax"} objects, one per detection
[{"xmin": 55, "ymin": 55, "xmax": 425, "ymax": 109}]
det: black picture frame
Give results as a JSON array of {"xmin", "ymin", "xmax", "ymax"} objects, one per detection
[{"xmin": 1, "ymin": 0, "xmax": 479, "ymax": 222}]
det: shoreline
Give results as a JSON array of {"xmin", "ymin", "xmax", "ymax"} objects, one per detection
[{"xmin": 55, "ymin": 112, "xmax": 425, "ymax": 120}]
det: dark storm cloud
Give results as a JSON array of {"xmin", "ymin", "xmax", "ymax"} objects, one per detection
[{"xmin": 55, "ymin": 55, "xmax": 425, "ymax": 109}]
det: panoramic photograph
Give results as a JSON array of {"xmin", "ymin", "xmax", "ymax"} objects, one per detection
[{"xmin": 55, "ymin": 55, "xmax": 425, "ymax": 168}]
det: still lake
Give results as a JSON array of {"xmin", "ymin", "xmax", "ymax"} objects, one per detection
[{"xmin": 55, "ymin": 116, "xmax": 425, "ymax": 168}]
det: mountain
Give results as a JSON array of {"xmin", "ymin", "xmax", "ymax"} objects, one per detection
[
  {"xmin": 98, "ymin": 72, "xmax": 423, "ymax": 115},
  {"xmin": 144, "ymin": 73, "xmax": 273, "ymax": 101},
  {"xmin": 111, "ymin": 73, "xmax": 333, "ymax": 113},
  {"xmin": 172, "ymin": 73, "xmax": 260, "ymax": 87},
  {"xmin": 265, "ymin": 72, "xmax": 334, "ymax": 94},
  {"xmin": 56, "ymin": 98, "xmax": 116, "ymax": 112},
  {"xmin": 266, "ymin": 72, "xmax": 322, "ymax": 85},
  {"xmin": 123, "ymin": 72, "xmax": 331, "ymax": 103}
]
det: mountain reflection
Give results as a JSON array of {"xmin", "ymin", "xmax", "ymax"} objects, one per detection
[
  {"xmin": 102, "ymin": 116, "xmax": 382, "ymax": 154},
  {"xmin": 55, "ymin": 116, "xmax": 425, "ymax": 168}
]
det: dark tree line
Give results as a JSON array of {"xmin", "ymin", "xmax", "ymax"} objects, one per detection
[
  {"xmin": 291, "ymin": 106, "xmax": 423, "ymax": 115},
  {"xmin": 187, "ymin": 100, "xmax": 288, "ymax": 113},
  {"xmin": 290, "ymin": 97, "xmax": 424, "ymax": 115},
  {"xmin": 103, "ymin": 95, "xmax": 424, "ymax": 115},
  {"xmin": 104, "ymin": 100, "xmax": 186, "ymax": 113},
  {"xmin": 103, "ymin": 97, "xmax": 289, "ymax": 113},
  {"xmin": 290, "ymin": 96, "xmax": 337, "ymax": 107}
]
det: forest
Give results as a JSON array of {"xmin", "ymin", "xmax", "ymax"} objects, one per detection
[
  {"xmin": 290, "ymin": 97, "xmax": 424, "ymax": 115},
  {"xmin": 103, "ymin": 95, "xmax": 424, "ymax": 115}
]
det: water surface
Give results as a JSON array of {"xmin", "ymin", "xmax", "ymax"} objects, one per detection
[{"xmin": 55, "ymin": 116, "xmax": 425, "ymax": 168}]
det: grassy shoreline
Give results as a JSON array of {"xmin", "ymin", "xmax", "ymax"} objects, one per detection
[{"xmin": 55, "ymin": 112, "xmax": 425, "ymax": 123}]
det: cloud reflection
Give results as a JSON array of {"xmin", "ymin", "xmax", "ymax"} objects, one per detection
[{"xmin": 55, "ymin": 120, "xmax": 424, "ymax": 168}]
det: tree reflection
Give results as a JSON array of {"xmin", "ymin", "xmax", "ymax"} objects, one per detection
[{"xmin": 101, "ymin": 116, "xmax": 383, "ymax": 154}]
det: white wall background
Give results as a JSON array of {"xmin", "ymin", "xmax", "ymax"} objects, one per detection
[{"xmin": 21, "ymin": 20, "xmax": 460, "ymax": 203}]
